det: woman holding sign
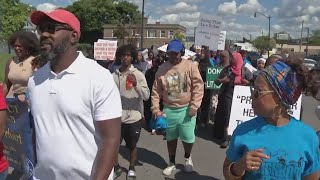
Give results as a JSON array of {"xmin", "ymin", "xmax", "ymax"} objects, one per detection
[
  {"xmin": 223, "ymin": 57, "xmax": 320, "ymax": 179},
  {"xmin": 213, "ymin": 51, "xmax": 243, "ymax": 148}
]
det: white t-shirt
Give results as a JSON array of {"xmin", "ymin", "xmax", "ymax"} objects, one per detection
[{"xmin": 28, "ymin": 52, "xmax": 122, "ymax": 180}]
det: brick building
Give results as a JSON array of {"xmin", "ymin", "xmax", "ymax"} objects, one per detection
[{"xmin": 102, "ymin": 18, "xmax": 186, "ymax": 48}]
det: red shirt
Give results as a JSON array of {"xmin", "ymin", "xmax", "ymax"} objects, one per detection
[{"xmin": 0, "ymin": 85, "xmax": 8, "ymax": 172}]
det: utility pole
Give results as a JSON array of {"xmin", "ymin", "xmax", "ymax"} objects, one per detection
[
  {"xmin": 194, "ymin": 27, "xmax": 196, "ymax": 44},
  {"xmin": 306, "ymin": 27, "xmax": 310, "ymax": 57},
  {"xmin": 254, "ymin": 12, "xmax": 271, "ymax": 58},
  {"xmin": 140, "ymin": 0, "xmax": 145, "ymax": 49},
  {"xmin": 299, "ymin": 20, "xmax": 304, "ymax": 52}
]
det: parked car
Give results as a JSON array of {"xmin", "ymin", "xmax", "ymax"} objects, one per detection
[{"xmin": 304, "ymin": 58, "xmax": 318, "ymax": 70}]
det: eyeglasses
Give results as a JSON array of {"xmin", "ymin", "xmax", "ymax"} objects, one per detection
[
  {"xmin": 250, "ymin": 86, "xmax": 274, "ymax": 98},
  {"xmin": 37, "ymin": 22, "xmax": 73, "ymax": 34}
]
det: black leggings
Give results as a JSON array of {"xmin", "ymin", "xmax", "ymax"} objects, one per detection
[{"xmin": 212, "ymin": 96, "xmax": 232, "ymax": 140}]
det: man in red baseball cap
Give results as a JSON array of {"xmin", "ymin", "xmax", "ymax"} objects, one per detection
[{"xmin": 28, "ymin": 9, "xmax": 122, "ymax": 180}]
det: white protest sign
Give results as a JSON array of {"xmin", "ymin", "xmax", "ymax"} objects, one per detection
[
  {"xmin": 228, "ymin": 86, "xmax": 302, "ymax": 135},
  {"xmin": 195, "ymin": 15, "xmax": 222, "ymax": 50},
  {"xmin": 183, "ymin": 49, "xmax": 196, "ymax": 59},
  {"xmin": 157, "ymin": 44, "xmax": 196, "ymax": 59},
  {"xmin": 142, "ymin": 48, "xmax": 149, "ymax": 60},
  {"xmin": 97, "ymin": 39, "xmax": 108, "ymax": 43},
  {"xmin": 94, "ymin": 40, "xmax": 117, "ymax": 60},
  {"xmin": 196, "ymin": 14, "xmax": 222, "ymax": 33},
  {"xmin": 244, "ymin": 63, "xmax": 257, "ymax": 73},
  {"xmin": 217, "ymin": 31, "xmax": 227, "ymax": 50},
  {"xmin": 157, "ymin": 44, "xmax": 167, "ymax": 53}
]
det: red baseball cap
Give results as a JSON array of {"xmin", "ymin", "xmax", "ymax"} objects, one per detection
[{"xmin": 30, "ymin": 9, "xmax": 81, "ymax": 36}]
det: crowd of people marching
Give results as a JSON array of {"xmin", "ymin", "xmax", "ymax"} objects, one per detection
[{"xmin": 0, "ymin": 8, "xmax": 319, "ymax": 180}]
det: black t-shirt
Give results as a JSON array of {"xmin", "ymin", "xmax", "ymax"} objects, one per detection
[{"xmin": 218, "ymin": 66, "xmax": 235, "ymax": 99}]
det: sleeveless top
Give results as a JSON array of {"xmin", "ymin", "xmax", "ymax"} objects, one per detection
[{"xmin": 8, "ymin": 56, "xmax": 34, "ymax": 94}]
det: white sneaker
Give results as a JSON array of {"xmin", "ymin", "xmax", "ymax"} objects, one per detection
[
  {"xmin": 184, "ymin": 156, "xmax": 194, "ymax": 172},
  {"xmin": 162, "ymin": 164, "xmax": 176, "ymax": 176},
  {"xmin": 127, "ymin": 170, "xmax": 136, "ymax": 179}
]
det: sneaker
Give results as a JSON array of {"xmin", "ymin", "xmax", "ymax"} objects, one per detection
[
  {"xmin": 184, "ymin": 157, "xmax": 194, "ymax": 173},
  {"xmin": 162, "ymin": 164, "xmax": 176, "ymax": 176},
  {"xmin": 127, "ymin": 170, "xmax": 136, "ymax": 180},
  {"xmin": 151, "ymin": 129, "xmax": 156, "ymax": 135},
  {"xmin": 113, "ymin": 166, "xmax": 123, "ymax": 179}
]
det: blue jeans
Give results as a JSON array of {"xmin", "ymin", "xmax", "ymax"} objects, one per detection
[{"xmin": 0, "ymin": 169, "xmax": 8, "ymax": 180}]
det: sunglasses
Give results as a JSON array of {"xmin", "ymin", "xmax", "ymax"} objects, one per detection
[
  {"xmin": 250, "ymin": 86, "xmax": 274, "ymax": 98},
  {"xmin": 37, "ymin": 22, "xmax": 73, "ymax": 34}
]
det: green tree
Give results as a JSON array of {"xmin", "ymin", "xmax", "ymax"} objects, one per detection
[
  {"xmin": 309, "ymin": 30, "xmax": 320, "ymax": 46},
  {"xmin": 66, "ymin": 0, "xmax": 141, "ymax": 44},
  {"xmin": 253, "ymin": 36, "xmax": 276, "ymax": 54},
  {"xmin": 173, "ymin": 32, "xmax": 186, "ymax": 46},
  {"xmin": 0, "ymin": 0, "xmax": 33, "ymax": 42}
]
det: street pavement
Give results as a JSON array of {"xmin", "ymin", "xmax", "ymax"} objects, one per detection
[
  {"xmin": 116, "ymin": 95, "xmax": 320, "ymax": 180},
  {"xmin": 6, "ymin": 95, "xmax": 320, "ymax": 180}
]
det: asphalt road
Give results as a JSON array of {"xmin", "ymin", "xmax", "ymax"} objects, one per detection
[
  {"xmin": 6, "ymin": 95, "xmax": 320, "ymax": 180},
  {"xmin": 115, "ymin": 95, "xmax": 320, "ymax": 180}
]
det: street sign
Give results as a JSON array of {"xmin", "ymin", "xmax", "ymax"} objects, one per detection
[
  {"xmin": 276, "ymin": 33, "xmax": 289, "ymax": 40},
  {"xmin": 206, "ymin": 67, "xmax": 223, "ymax": 89}
]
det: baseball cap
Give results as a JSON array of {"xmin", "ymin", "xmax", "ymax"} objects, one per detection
[
  {"xmin": 30, "ymin": 9, "xmax": 81, "ymax": 36},
  {"xmin": 167, "ymin": 39, "xmax": 183, "ymax": 53}
]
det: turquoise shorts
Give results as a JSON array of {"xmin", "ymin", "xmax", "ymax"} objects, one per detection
[{"xmin": 163, "ymin": 105, "xmax": 196, "ymax": 143}]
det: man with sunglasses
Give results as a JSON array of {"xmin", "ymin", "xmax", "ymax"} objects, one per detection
[{"xmin": 28, "ymin": 9, "xmax": 122, "ymax": 180}]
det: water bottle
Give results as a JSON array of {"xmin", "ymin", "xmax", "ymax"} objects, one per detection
[
  {"xmin": 126, "ymin": 78, "xmax": 133, "ymax": 90},
  {"xmin": 156, "ymin": 114, "xmax": 167, "ymax": 130}
]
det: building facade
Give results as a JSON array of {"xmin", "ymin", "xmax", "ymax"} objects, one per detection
[
  {"xmin": 102, "ymin": 18, "xmax": 186, "ymax": 49},
  {"xmin": 275, "ymin": 43, "xmax": 320, "ymax": 55}
]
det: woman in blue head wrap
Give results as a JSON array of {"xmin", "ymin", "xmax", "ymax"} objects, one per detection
[{"xmin": 223, "ymin": 57, "xmax": 320, "ymax": 179}]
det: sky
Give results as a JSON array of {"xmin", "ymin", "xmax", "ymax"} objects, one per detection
[{"xmin": 22, "ymin": 0, "xmax": 320, "ymax": 40}]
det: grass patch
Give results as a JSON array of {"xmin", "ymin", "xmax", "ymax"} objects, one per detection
[{"xmin": 0, "ymin": 54, "xmax": 12, "ymax": 82}]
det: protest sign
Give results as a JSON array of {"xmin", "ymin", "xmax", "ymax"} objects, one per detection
[
  {"xmin": 3, "ymin": 98, "xmax": 34, "ymax": 178},
  {"xmin": 195, "ymin": 15, "xmax": 222, "ymax": 50},
  {"xmin": 196, "ymin": 14, "xmax": 222, "ymax": 33},
  {"xmin": 206, "ymin": 67, "xmax": 223, "ymax": 89},
  {"xmin": 157, "ymin": 44, "xmax": 196, "ymax": 59},
  {"xmin": 94, "ymin": 40, "xmax": 117, "ymax": 60},
  {"xmin": 142, "ymin": 48, "xmax": 149, "ymax": 60},
  {"xmin": 228, "ymin": 86, "xmax": 302, "ymax": 135},
  {"xmin": 157, "ymin": 44, "xmax": 167, "ymax": 52},
  {"xmin": 244, "ymin": 63, "xmax": 257, "ymax": 73},
  {"xmin": 217, "ymin": 31, "xmax": 227, "ymax": 51}
]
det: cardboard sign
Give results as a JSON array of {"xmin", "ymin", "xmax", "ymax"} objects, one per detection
[
  {"xmin": 94, "ymin": 40, "xmax": 117, "ymax": 60},
  {"xmin": 228, "ymin": 86, "xmax": 302, "ymax": 135},
  {"xmin": 195, "ymin": 14, "xmax": 222, "ymax": 50},
  {"xmin": 217, "ymin": 31, "xmax": 227, "ymax": 51},
  {"xmin": 3, "ymin": 98, "xmax": 34, "ymax": 178},
  {"xmin": 206, "ymin": 67, "xmax": 223, "ymax": 89}
]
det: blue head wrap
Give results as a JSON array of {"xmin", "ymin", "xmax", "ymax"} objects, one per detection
[{"xmin": 260, "ymin": 61, "xmax": 302, "ymax": 108}]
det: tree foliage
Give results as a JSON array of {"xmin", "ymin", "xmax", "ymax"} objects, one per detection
[
  {"xmin": 174, "ymin": 33, "xmax": 186, "ymax": 46},
  {"xmin": 0, "ymin": 0, "xmax": 33, "ymax": 42},
  {"xmin": 309, "ymin": 30, "xmax": 320, "ymax": 46},
  {"xmin": 65, "ymin": 0, "xmax": 141, "ymax": 44},
  {"xmin": 253, "ymin": 36, "xmax": 276, "ymax": 54}
]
